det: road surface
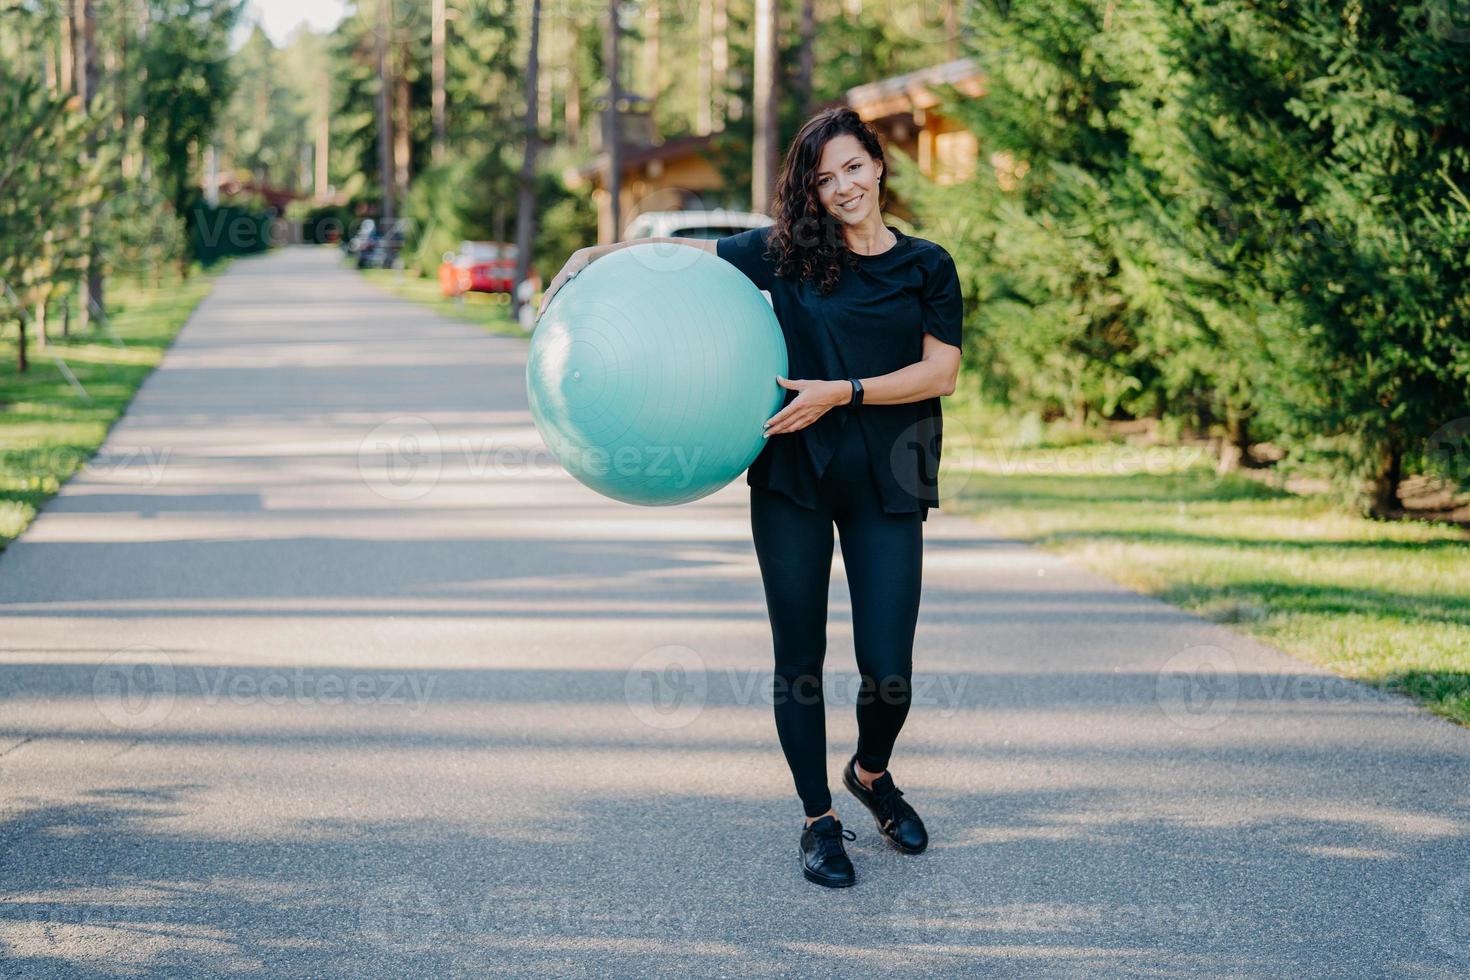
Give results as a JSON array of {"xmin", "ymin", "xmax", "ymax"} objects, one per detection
[{"xmin": 2, "ymin": 248, "xmax": 1469, "ymax": 978}]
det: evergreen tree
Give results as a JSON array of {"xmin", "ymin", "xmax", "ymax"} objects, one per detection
[{"xmin": 141, "ymin": 0, "xmax": 243, "ymax": 275}]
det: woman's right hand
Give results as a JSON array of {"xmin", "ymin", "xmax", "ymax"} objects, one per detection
[{"xmin": 535, "ymin": 247, "xmax": 594, "ymax": 324}]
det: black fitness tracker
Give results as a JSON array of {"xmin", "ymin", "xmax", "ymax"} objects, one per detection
[{"xmin": 847, "ymin": 378, "xmax": 864, "ymax": 408}]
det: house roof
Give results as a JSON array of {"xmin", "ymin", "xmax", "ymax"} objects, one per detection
[
  {"xmin": 562, "ymin": 62, "xmax": 983, "ymax": 190},
  {"xmin": 565, "ymin": 132, "xmax": 720, "ymax": 186},
  {"xmin": 846, "ymin": 57, "xmax": 985, "ymax": 119}
]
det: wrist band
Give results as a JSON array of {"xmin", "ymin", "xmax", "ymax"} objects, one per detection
[{"xmin": 847, "ymin": 378, "xmax": 864, "ymax": 408}]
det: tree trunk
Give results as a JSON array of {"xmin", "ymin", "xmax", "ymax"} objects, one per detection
[
  {"xmin": 697, "ymin": 0, "xmax": 711, "ymax": 134},
  {"xmin": 393, "ymin": 40, "xmax": 411, "ymax": 208},
  {"xmin": 16, "ymin": 316, "xmax": 27, "ymax": 373},
  {"xmin": 752, "ymin": 0, "xmax": 778, "ymax": 213},
  {"xmin": 1216, "ymin": 409, "xmax": 1250, "ymax": 475},
  {"xmin": 604, "ymin": 0, "xmax": 621, "ymax": 242},
  {"xmin": 315, "ymin": 108, "xmax": 330, "ymax": 201},
  {"xmin": 644, "ymin": 0, "xmax": 659, "ymax": 123},
  {"xmin": 375, "ymin": 0, "xmax": 395, "ymax": 222},
  {"xmin": 798, "ymin": 0, "xmax": 815, "ymax": 116},
  {"xmin": 538, "ymin": 16, "xmax": 554, "ymax": 133},
  {"xmin": 35, "ymin": 301, "xmax": 47, "ymax": 351},
  {"xmin": 1368, "ymin": 442, "xmax": 1403, "ymax": 517},
  {"xmin": 83, "ymin": 0, "xmax": 104, "ymax": 328},
  {"xmin": 432, "ymin": 0, "xmax": 446, "ymax": 166},
  {"xmin": 513, "ymin": 0, "xmax": 543, "ymax": 324},
  {"xmin": 75, "ymin": 0, "xmax": 101, "ymax": 331},
  {"xmin": 565, "ymin": 25, "xmax": 581, "ymax": 148},
  {"xmin": 87, "ymin": 268, "xmax": 104, "ymax": 330},
  {"xmin": 59, "ymin": 7, "xmax": 74, "ymax": 94},
  {"xmin": 713, "ymin": 0, "xmax": 729, "ymax": 125},
  {"xmin": 113, "ymin": 2, "xmax": 128, "ymax": 176}
]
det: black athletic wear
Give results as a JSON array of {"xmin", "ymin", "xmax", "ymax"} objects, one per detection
[
  {"xmin": 716, "ymin": 223, "xmax": 964, "ymax": 521},
  {"xmin": 799, "ymin": 814, "xmax": 857, "ymax": 888},
  {"xmin": 750, "ymin": 415, "xmax": 923, "ymax": 819},
  {"xmin": 842, "ymin": 751, "xmax": 928, "ymax": 853}
]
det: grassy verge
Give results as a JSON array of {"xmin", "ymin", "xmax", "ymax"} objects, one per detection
[
  {"xmin": 0, "ymin": 268, "xmax": 220, "ymax": 554},
  {"xmin": 940, "ymin": 383, "xmax": 1470, "ymax": 727},
  {"xmin": 358, "ymin": 266, "xmax": 527, "ymax": 338}
]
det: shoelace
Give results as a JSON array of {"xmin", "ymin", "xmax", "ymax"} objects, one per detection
[
  {"xmin": 810, "ymin": 823, "xmax": 857, "ymax": 861},
  {"xmin": 874, "ymin": 785, "xmax": 919, "ymax": 831}
]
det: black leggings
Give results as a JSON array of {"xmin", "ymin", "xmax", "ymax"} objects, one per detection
[{"xmin": 749, "ymin": 414, "xmax": 924, "ymax": 818}]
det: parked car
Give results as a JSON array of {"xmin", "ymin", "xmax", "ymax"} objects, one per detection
[
  {"xmin": 361, "ymin": 221, "xmax": 406, "ymax": 269},
  {"xmin": 341, "ymin": 218, "xmax": 406, "ymax": 269},
  {"xmin": 620, "ymin": 209, "xmax": 773, "ymax": 242},
  {"xmin": 438, "ymin": 240, "xmax": 527, "ymax": 297},
  {"xmin": 617, "ymin": 210, "xmax": 777, "ymax": 306},
  {"xmin": 343, "ymin": 218, "xmax": 378, "ymax": 260}
]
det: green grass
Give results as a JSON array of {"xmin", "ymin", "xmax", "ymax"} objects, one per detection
[
  {"xmin": 0, "ymin": 268, "xmax": 220, "ymax": 553},
  {"xmin": 940, "ymin": 384, "xmax": 1470, "ymax": 726},
  {"xmin": 358, "ymin": 266, "xmax": 527, "ymax": 338}
]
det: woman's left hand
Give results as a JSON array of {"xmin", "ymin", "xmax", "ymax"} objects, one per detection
[{"xmin": 763, "ymin": 377, "xmax": 851, "ymax": 437}]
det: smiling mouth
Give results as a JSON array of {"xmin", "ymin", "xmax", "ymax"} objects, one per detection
[{"xmin": 837, "ymin": 193, "xmax": 863, "ymax": 212}]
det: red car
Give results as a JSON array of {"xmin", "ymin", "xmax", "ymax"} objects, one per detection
[{"xmin": 439, "ymin": 240, "xmax": 530, "ymax": 298}]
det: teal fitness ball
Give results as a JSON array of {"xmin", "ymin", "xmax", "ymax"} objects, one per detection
[{"xmin": 526, "ymin": 241, "xmax": 788, "ymax": 506}]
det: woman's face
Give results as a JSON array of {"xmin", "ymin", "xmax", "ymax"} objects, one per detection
[{"xmin": 814, "ymin": 133, "xmax": 883, "ymax": 228}]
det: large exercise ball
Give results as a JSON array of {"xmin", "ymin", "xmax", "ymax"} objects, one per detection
[{"xmin": 526, "ymin": 241, "xmax": 788, "ymax": 506}]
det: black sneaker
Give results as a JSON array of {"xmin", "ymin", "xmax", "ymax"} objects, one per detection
[
  {"xmin": 800, "ymin": 814, "xmax": 857, "ymax": 888},
  {"xmin": 842, "ymin": 753, "xmax": 928, "ymax": 854}
]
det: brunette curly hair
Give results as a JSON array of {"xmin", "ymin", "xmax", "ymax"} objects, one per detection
[{"xmin": 763, "ymin": 106, "xmax": 890, "ymax": 297}]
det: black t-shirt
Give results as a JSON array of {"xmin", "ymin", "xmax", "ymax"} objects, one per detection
[{"xmin": 716, "ymin": 223, "xmax": 964, "ymax": 521}]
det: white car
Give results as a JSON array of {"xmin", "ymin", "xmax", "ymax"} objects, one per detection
[{"xmin": 620, "ymin": 209, "xmax": 773, "ymax": 242}]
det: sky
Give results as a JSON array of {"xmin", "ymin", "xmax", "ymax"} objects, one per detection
[{"xmin": 241, "ymin": 0, "xmax": 347, "ymax": 45}]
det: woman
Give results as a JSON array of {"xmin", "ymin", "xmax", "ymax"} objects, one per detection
[{"xmin": 538, "ymin": 107, "xmax": 964, "ymax": 889}]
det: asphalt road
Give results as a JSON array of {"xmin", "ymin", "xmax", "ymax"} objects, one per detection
[{"xmin": 2, "ymin": 247, "xmax": 1469, "ymax": 978}]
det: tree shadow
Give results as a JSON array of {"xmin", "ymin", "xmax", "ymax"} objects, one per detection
[{"xmin": 3, "ymin": 729, "xmax": 1469, "ymax": 977}]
